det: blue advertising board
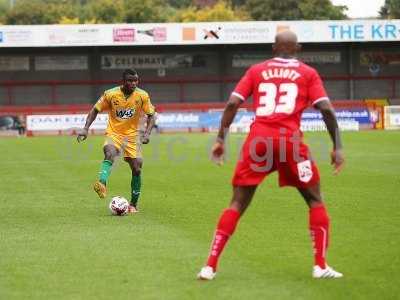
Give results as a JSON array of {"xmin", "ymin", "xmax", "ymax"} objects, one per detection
[{"xmin": 156, "ymin": 108, "xmax": 372, "ymax": 132}]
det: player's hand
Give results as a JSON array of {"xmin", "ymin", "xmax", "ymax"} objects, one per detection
[
  {"xmin": 77, "ymin": 128, "xmax": 88, "ymax": 143},
  {"xmin": 211, "ymin": 141, "xmax": 224, "ymax": 166},
  {"xmin": 141, "ymin": 133, "xmax": 150, "ymax": 144},
  {"xmin": 331, "ymin": 149, "xmax": 344, "ymax": 175}
]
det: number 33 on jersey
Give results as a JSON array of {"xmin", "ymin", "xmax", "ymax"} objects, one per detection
[{"xmin": 232, "ymin": 57, "xmax": 329, "ymax": 134}]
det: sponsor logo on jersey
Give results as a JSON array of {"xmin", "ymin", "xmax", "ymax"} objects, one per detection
[{"xmin": 116, "ymin": 108, "xmax": 134, "ymax": 119}]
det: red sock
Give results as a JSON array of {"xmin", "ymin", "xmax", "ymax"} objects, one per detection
[
  {"xmin": 309, "ymin": 205, "xmax": 330, "ymax": 269},
  {"xmin": 206, "ymin": 208, "xmax": 241, "ymax": 271}
]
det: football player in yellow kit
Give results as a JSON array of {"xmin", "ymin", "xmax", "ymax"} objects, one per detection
[{"xmin": 77, "ymin": 69, "xmax": 155, "ymax": 213}]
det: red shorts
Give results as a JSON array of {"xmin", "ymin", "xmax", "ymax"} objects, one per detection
[{"xmin": 232, "ymin": 129, "xmax": 320, "ymax": 188}]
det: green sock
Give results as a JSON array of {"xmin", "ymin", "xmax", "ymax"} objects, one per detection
[
  {"xmin": 99, "ymin": 160, "xmax": 113, "ymax": 185},
  {"xmin": 131, "ymin": 174, "xmax": 141, "ymax": 207}
]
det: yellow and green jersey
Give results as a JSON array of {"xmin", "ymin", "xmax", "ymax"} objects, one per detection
[{"xmin": 95, "ymin": 86, "xmax": 155, "ymax": 137}]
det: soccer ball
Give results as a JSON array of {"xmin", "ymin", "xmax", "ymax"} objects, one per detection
[{"xmin": 109, "ymin": 196, "xmax": 129, "ymax": 216}]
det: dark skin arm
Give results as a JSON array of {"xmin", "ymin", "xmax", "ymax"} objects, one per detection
[
  {"xmin": 314, "ymin": 100, "xmax": 345, "ymax": 175},
  {"xmin": 212, "ymin": 95, "xmax": 242, "ymax": 165},
  {"xmin": 77, "ymin": 106, "xmax": 99, "ymax": 142},
  {"xmin": 141, "ymin": 114, "xmax": 155, "ymax": 144}
]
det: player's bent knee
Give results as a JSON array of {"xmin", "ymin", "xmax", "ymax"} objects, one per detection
[
  {"xmin": 104, "ymin": 145, "xmax": 118, "ymax": 162},
  {"xmin": 104, "ymin": 151, "xmax": 117, "ymax": 162},
  {"xmin": 132, "ymin": 168, "xmax": 141, "ymax": 176},
  {"xmin": 309, "ymin": 196, "xmax": 323, "ymax": 205}
]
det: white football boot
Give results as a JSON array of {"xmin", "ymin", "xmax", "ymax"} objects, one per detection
[
  {"xmin": 313, "ymin": 265, "xmax": 343, "ymax": 279},
  {"xmin": 197, "ymin": 266, "xmax": 216, "ymax": 280}
]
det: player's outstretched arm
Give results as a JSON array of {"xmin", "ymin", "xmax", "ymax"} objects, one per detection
[
  {"xmin": 212, "ymin": 95, "xmax": 242, "ymax": 165},
  {"xmin": 77, "ymin": 106, "xmax": 99, "ymax": 143},
  {"xmin": 141, "ymin": 114, "xmax": 155, "ymax": 144},
  {"xmin": 314, "ymin": 100, "xmax": 344, "ymax": 175}
]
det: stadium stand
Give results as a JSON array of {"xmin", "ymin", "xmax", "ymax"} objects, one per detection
[{"xmin": 0, "ymin": 20, "xmax": 399, "ymax": 132}]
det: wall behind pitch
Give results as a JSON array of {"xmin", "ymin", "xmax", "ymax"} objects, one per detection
[
  {"xmin": 0, "ymin": 47, "xmax": 93, "ymax": 105},
  {"xmin": 0, "ymin": 43, "xmax": 398, "ymax": 104},
  {"xmin": 353, "ymin": 42, "xmax": 400, "ymax": 76}
]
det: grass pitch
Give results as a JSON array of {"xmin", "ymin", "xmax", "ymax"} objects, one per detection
[{"xmin": 0, "ymin": 131, "xmax": 399, "ymax": 299}]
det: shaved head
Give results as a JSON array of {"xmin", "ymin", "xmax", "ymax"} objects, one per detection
[
  {"xmin": 275, "ymin": 30, "xmax": 298, "ymax": 44},
  {"xmin": 273, "ymin": 30, "xmax": 301, "ymax": 58}
]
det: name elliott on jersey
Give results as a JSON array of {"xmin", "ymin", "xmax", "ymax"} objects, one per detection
[{"xmin": 262, "ymin": 68, "xmax": 301, "ymax": 82}]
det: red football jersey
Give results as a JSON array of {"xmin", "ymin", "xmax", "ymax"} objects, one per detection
[{"xmin": 233, "ymin": 57, "xmax": 329, "ymax": 136}]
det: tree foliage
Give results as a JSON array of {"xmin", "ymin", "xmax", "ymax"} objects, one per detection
[
  {"xmin": 0, "ymin": 0, "xmax": 9, "ymax": 24},
  {"xmin": 166, "ymin": 0, "xmax": 193, "ymax": 8},
  {"xmin": 0, "ymin": 0, "xmax": 349, "ymax": 24},
  {"xmin": 5, "ymin": 0, "xmax": 83, "ymax": 24},
  {"xmin": 299, "ymin": 0, "xmax": 347, "ymax": 20},
  {"xmin": 245, "ymin": 0, "xmax": 347, "ymax": 21},
  {"xmin": 84, "ymin": 0, "xmax": 124, "ymax": 24},
  {"xmin": 5, "ymin": 0, "xmax": 62, "ymax": 24},
  {"xmin": 170, "ymin": 0, "xmax": 249, "ymax": 22},
  {"xmin": 123, "ymin": 0, "xmax": 170, "ymax": 23},
  {"xmin": 380, "ymin": 0, "xmax": 400, "ymax": 18},
  {"xmin": 58, "ymin": 16, "xmax": 80, "ymax": 24}
]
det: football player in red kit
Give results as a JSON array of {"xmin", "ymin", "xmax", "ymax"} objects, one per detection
[{"xmin": 198, "ymin": 30, "xmax": 345, "ymax": 280}]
